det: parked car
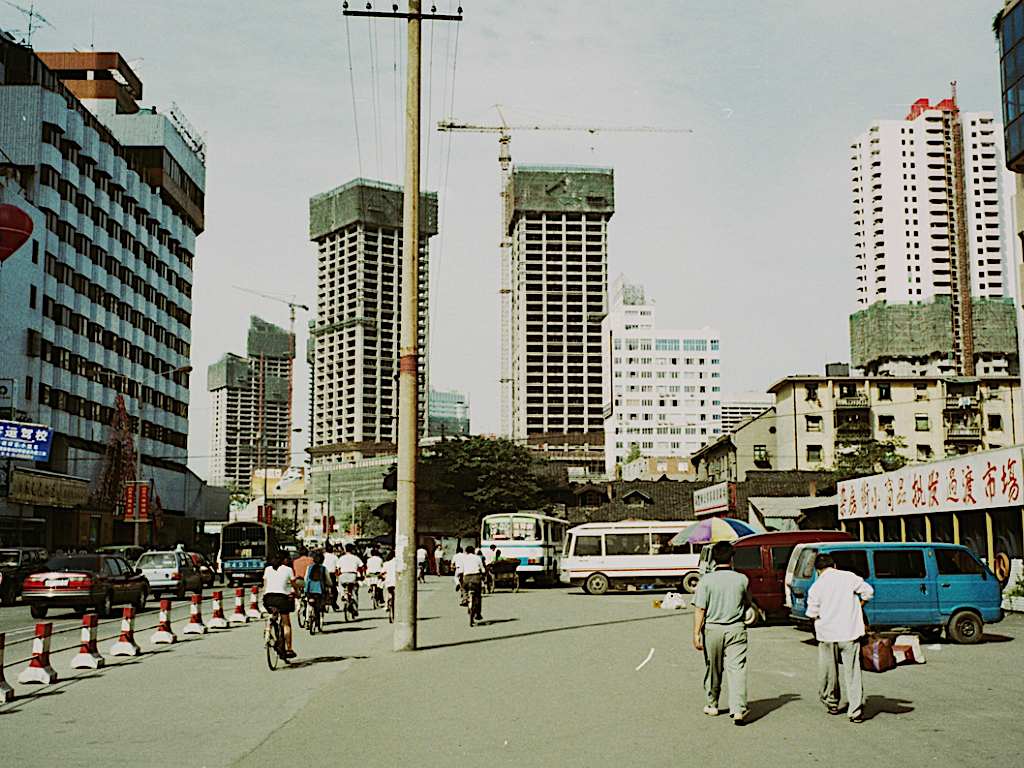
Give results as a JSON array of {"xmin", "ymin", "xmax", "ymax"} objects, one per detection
[
  {"xmin": 788, "ymin": 541, "xmax": 1004, "ymax": 644},
  {"xmin": 188, "ymin": 552, "xmax": 217, "ymax": 588},
  {"xmin": 21, "ymin": 554, "xmax": 148, "ymax": 618},
  {"xmin": 698, "ymin": 530, "xmax": 855, "ymax": 625},
  {"xmin": 136, "ymin": 550, "xmax": 203, "ymax": 601},
  {"xmin": 0, "ymin": 547, "xmax": 49, "ymax": 605},
  {"xmin": 95, "ymin": 544, "xmax": 145, "ymax": 564}
]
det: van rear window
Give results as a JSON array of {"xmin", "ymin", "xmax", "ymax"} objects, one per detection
[
  {"xmin": 832, "ymin": 550, "xmax": 870, "ymax": 579},
  {"xmin": 873, "ymin": 549, "xmax": 926, "ymax": 579}
]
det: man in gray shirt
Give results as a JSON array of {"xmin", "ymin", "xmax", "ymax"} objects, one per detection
[{"xmin": 693, "ymin": 541, "xmax": 752, "ymax": 725}]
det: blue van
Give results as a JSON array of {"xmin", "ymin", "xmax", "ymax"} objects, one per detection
[{"xmin": 788, "ymin": 542, "xmax": 1003, "ymax": 644}]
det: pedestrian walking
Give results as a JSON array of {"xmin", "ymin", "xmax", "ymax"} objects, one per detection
[
  {"xmin": 692, "ymin": 541, "xmax": 752, "ymax": 725},
  {"xmin": 805, "ymin": 553, "xmax": 875, "ymax": 723},
  {"xmin": 434, "ymin": 543, "xmax": 444, "ymax": 575}
]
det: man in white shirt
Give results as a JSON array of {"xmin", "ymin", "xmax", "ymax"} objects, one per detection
[
  {"xmin": 337, "ymin": 544, "xmax": 364, "ymax": 617},
  {"xmin": 452, "ymin": 546, "xmax": 468, "ymax": 606},
  {"xmin": 462, "ymin": 545, "xmax": 487, "ymax": 623},
  {"xmin": 416, "ymin": 546, "xmax": 428, "ymax": 581},
  {"xmin": 434, "ymin": 544, "xmax": 444, "ymax": 576},
  {"xmin": 321, "ymin": 546, "xmax": 340, "ymax": 611},
  {"xmin": 806, "ymin": 553, "xmax": 875, "ymax": 723}
]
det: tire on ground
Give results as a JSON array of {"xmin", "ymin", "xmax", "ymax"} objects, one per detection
[
  {"xmin": 584, "ymin": 572, "xmax": 610, "ymax": 595},
  {"xmin": 947, "ymin": 609, "xmax": 984, "ymax": 644},
  {"xmin": 682, "ymin": 571, "xmax": 701, "ymax": 594}
]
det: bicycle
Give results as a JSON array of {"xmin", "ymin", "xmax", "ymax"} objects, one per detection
[
  {"xmin": 307, "ymin": 595, "xmax": 325, "ymax": 636},
  {"xmin": 296, "ymin": 594, "xmax": 309, "ymax": 629},
  {"xmin": 265, "ymin": 606, "xmax": 289, "ymax": 670},
  {"xmin": 465, "ymin": 575, "xmax": 483, "ymax": 627},
  {"xmin": 369, "ymin": 576, "xmax": 384, "ymax": 610},
  {"xmin": 341, "ymin": 581, "xmax": 359, "ymax": 622},
  {"xmin": 386, "ymin": 586, "xmax": 395, "ymax": 623}
]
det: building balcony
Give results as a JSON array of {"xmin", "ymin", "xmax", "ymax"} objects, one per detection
[
  {"xmin": 835, "ymin": 394, "xmax": 870, "ymax": 409},
  {"xmin": 836, "ymin": 424, "xmax": 872, "ymax": 442},
  {"xmin": 944, "ymin": 396, "xmax": 979, "ymax": 410},
  {"xmin": 946, "ymin": 425, "xmax": 982, "ymax": 441}
]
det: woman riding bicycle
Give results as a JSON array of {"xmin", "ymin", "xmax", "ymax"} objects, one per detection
[
  {"xmin": 262, "ymin": 551, "xmax": 298, "ymax": 659},
  {"xmin": 304, "ymin": 551, "xmax": 329, "ymax": 619}
]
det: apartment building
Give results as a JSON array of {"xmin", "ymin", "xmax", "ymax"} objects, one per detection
[
  {"xmin": 768, "ymin": 374, "xmax": 1021, "ymax": 470},
  {"xmin": 852, "ymin": 97, "xmax": 1010, "ymax": 307},
  {"xmin": 507, "ymin": 166, "xmax": 612, "ymax": 442},
  {"xmin": 602, "ymin": 276, "xmax": 722, "ymax": 477},
  {"xmin": 207, "ymin": 317, "xmax": 293, "ymax": 489},
  {"xmin": 720, "ymin": 391, "xmax": 775, "ymax": 434},
  {"xmin": 0, "ymin": 40, "xmax": 206, "ymax": 548}
]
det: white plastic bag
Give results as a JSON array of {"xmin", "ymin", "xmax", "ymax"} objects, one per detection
[{"xmin": 661, "ymin": 591, "xmax": 687, "ymax": 610}]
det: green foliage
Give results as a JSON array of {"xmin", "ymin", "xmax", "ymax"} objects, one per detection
[
  {"xmin": 271, "ymin": 515, "xmax": 301, "ymax": 543},
  {"xmin": 419, "ymin": 436, "xmax": 546, "ymax": 529},
  {"xmin": 831, "ymin": 438, "xmax": 908, "ymax": 483},
  {"xmin": 625, "ymin": 443, "xmax": 643, "ymax": 464}
]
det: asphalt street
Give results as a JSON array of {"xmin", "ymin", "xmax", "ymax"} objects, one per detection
[{"xmin": 2, "ymin": 579, "xmax": 1023, "ymax": 768}]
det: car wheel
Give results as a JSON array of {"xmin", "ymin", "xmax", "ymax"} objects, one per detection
[
  {"xmin": 152, "ymin": 591, "xmax": 161, "ymax": 603},
  {"xmin": 1, "ymin": 582, "xmax": 16, "ymax": 606},
  {"xmin": 176, "ymin": 581, "xmax": 187, "ymax": 600},
  {"xmin": 948, "ymin": 610, "xmax": 984, "ymax": 644},
  {"xmin": 584, "ymin": 573, "xmax": 609, "ymax": 596},
  {"xmin": 682, "ymin": 571, "xmax": 701, "ymax": 594},
  {"xmin": 30, "ymin": 604, "xmax": 48, "ymax": 619},
  {"xmin": 97, "ymin": 592, "xmax": 114, "ymax": 619}
]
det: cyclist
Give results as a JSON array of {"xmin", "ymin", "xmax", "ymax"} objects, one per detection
[
  {"xmin": 416, "ymin": 545, "xmax": 428, "ymax": 582},
  {"xmin": 292, "ymin": 545, "xmax": 313, "ymax": 594},
  {"xmin": 262, "ymin": 551, "xmax": 298, "ymax": 658},
  {"xmin": 364, "ymin": 548, "xmax": 384, "ymax": 607},
  {"xmin": 462, "ymin": 545, "xmax": 486, "ymax": 624},
  {"xmin": 382, "ymin": 551, "xmax": 397, "ymax": 612},
  {"xmin": 303, "ymin": 551, "xmax": 329, "ymax": 623},
  {"xmin": 337, "ymin": 544, "xmax": 364, "ymax": 618},
  {"xmin": 322, "ymin": 544, "xmax": 341, "ymax": 612}
]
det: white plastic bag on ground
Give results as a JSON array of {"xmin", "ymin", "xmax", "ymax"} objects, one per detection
[{"xmin": 661, "ymin": 592, "xmax": 687, "ymax": 610}]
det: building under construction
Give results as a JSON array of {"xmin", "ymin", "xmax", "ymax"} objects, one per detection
[
  {"xmin": 506, "ymin": 165, "xmax": 613, "ymax": 442},
  {"xmin": 207, "ymin": 317, "xmax": 293, "ymax": 490},
  {"xmin": 850, "ymin": 296, "xmax": 1018, "ymax": 377}
]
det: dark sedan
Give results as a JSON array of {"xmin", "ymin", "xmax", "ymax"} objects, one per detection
[
  {"xmin": 0, "ymin": 547, "xmax": 49, "ymax": 605},
  {"xmin": 21, "ymin": 554, "xmax": 149, "ymax": 618}
]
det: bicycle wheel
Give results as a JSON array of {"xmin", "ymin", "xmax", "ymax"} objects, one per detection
[
  {"xmin": 266, "ymin": 619, "xmax": 279, "ymax": 670},
  {"xmin": 308, "ymin": 603, "xmax": 318, "ymax": 636},
  {"xmin": 296, "ymin": 599, "xmax": 307, "ymax": 629},
  {"xmin": 387, "ymin": 596, "xmax": 394, "ymax": 623}
]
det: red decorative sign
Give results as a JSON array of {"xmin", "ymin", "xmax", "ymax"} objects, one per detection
[
  {"xmin": 124, "ymin": 483, "xmax": 136, "ymax": 522},
  {"xmin": 0, "ymin": 203, "xmax": 34, "ymax": 263},
  {"xmin": 138, "ymin": 483, "xmax": 150, "ymax": 521}
]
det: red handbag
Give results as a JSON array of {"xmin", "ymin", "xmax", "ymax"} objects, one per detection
[{"xmin": 861, "ymin": 634, "xmax": 897, "ymax": 672}]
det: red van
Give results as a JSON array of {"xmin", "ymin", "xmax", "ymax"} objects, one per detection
[{"xmin": 699, "ymin": 530, "xmax": 855, "ymax": 625}]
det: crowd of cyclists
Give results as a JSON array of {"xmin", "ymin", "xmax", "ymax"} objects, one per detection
[{"xmin": 261, "ymin": 541, "xmax": 504, "ymax": 658}]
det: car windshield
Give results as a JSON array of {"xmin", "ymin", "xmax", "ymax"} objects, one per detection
[
  {"xmin": 0, "ymin": 551, "xmax": 21, "ymax": 567},
  {"xmin": 138, "ymin": 553, "xmax": 177, "ymax": 569},
  {"xmin": 47, "ymin": 556, "xmax": 101, "ymax": 573}
]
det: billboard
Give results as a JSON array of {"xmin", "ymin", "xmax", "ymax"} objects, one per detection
[
  {"xmin": 0, "ymin": 420, "xmax": 53, "ymax": 461},
  {"xmin": 250, "ymin": 466, "xmax": 306, "ymax": 498},
  {"xmin": 837, "ymin": 446, "xmax": 1023, "ymax": 520}
]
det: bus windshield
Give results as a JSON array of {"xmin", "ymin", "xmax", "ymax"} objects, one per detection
[{"xmin": 483, "ymin": 515, "xmax": 542, "ymax": 541}]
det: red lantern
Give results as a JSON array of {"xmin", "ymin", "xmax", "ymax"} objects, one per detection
[{"xmin": 0, "ymin": 203, "xmax": 33, "ymax": 263}]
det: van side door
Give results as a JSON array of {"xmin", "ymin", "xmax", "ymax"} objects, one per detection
[
  {"xmin": 935, "ymin": 547, "xmax": 998, "ymax": 619},
  {"xmin": 870, "ymin": 547, "xmax": 938, "ymax": 626},
  {"xmin": 733, "ymin": 545, "xmax": 767, "ymax": 606}
]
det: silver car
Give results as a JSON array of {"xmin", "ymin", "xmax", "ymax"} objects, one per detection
[{"xmin": 136, "ymin": 550, "xmax": 203, "ymax": 601}]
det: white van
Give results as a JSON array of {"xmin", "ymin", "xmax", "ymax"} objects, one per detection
[{"xmin": 560, "ymin": 520, "xmax": 699, "ymax": 595}]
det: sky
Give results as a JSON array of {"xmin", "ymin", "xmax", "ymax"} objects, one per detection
[{"xmin": 9, "ymin": 0, "xmax": 1010, "ymax": 480}]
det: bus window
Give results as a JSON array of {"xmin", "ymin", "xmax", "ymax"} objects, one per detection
[
  {"xmin": 483, "ymin": 517, "xmax": 512, "ymax": 540},
  {"xmin": 573, "ymin": 535, "xmax": 602, "ymax": 557},
  {"xmin": 605, "ymin": 533, "xmax": 650, "ymax": 556},
  {"xmin": 512, "ymin": 517, "xmax": 541, "ymax": 541},
  {"xmin": 652, "ymin": 532, "xmax": 676, "ymax": 554}
]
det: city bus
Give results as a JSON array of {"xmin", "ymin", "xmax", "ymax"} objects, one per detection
[
  {"xmin": 560, "ymin": 519, "xmax": 700, "ymax": 595},
  {"xmin": 480, "ymin": 512, "xmax": 569, "ymax": 585},
  {"xmin": 220, "ymin": 521, "xmax": 279, "ymax": 586}
]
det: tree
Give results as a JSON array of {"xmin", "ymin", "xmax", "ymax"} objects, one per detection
[
  {"xmin": 89, "ymin": 393, "xmax": 137, "ymax": 511},
  {"xmin": 831, "ymin": 438, "xmax": 908, "ymax": 483},
  {"xmin": 625, "ymin": 443, "xmax": 643, "ymax": 464}
]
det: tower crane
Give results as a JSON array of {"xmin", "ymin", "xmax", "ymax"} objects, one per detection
[
  {"xmin": 233, "ymin": 286, "xmax": 310, "ymax": 471},
  {"xmin": 438, "ymin": 106, "xmax": 691, "ymax": 438}
]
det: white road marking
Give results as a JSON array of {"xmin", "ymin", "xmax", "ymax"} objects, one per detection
[{"xmin": 636, "ymin": 647, "xmax": 655, "ymax": 671}]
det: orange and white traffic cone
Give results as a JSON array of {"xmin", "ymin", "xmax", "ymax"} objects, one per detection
[
  {"xmin": 246, "ymin": 585, "xmax": 262, "ymax": 619},
  {"xmin": 229, "ymin": 589, "xmax": 249, "ymax": 625},
  {"xmin": 150, "ymin": 600, "xmax": 177, "ymax": 644},
  {"xmin": 182, "ymin": 594, "xmax": 207, "ymax": 635},
  {"xmin": 208, "ymin": 591, "xmax": 229, "ymax": 629},
  {"xmin": 71, "ymin": 613, "xmax": 105, "ymax": 669},
  {"xmin": 19, "ymin": 623, "xmax": 58, "ymax": 684},
  {"xmin": 0, "ymin": 633, "xmax": 15, "ymax": 702}
]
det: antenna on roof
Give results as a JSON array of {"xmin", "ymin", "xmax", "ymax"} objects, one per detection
[{"xmin": 2, "ymin": 1, "xmax": 54, "ymax": 47}]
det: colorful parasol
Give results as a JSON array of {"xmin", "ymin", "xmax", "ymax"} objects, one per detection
[{"xmin": 671, "ymin": 517, "xmax": 762, "ymax": 546}]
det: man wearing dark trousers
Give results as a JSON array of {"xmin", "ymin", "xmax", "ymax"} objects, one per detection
[{"xmin": 693, "ymin": 541, "xmax": 752, "ymax": 725}]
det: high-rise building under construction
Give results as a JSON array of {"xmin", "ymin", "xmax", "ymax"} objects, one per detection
[
  {"xmin": 506, "ymin": 166, "xmax": 613, "ymax": 440},
  {"xmin": 849, "ymin": 96, "xmax": 1017, "ymax": 377}
]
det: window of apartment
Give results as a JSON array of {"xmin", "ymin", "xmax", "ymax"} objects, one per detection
[
  {"xmin": 805, "ymin": 415, "xmax": 822, "ymax": 432},
  {"xmin": 753, "ymin": 445, "xmax": 768, "ymax": 462},
  {"xmin": 878, "ymin": 414, "xmax": 894, "ymax": 434},
  {"xmin": 806, "ymin": 445, "xmax": 823, "ymax": 462},
  {"xmin": 914, "ymin": 384, "xmax": 927, "ymax": 401},
  {"xmin": 877, "ymin": 383, "xmax": 891, "ymax": 401},
  {"xmin": 988, "ymin": 414, "xmax": 1003, "ymax": 431},
  {"xmin": 29, "ymin": 285, "xmax": 37, "ymax": 310},
  {"xmin": 915, "ymin": 414, "xmax": 930, "ymax": 431},
  {"xmin": 805, "ymin": 383, "xmax": 819, "ymax": 401},
  {"xmin": 916, "ymin": 444, "xmax": 932, "ymax": 460}
]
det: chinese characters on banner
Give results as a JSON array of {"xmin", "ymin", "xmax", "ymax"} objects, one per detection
[
  {"xmin": 124, "ymin": 483, "xmax": 136, "ymax": 523},
  {"xmin": 0, "ymin": 421, "xmax": 53, "ymax": 461},
  {"xmin": 838, "ymin": 446, "xmax": 1023, "ymax": 520},
  {"xmin": 123, "ymin": 482, "xmax": 152, "ymax": 523},
  {"xmin": 138, "ymin": 483, "xmax": 150, "ymax": 522}
]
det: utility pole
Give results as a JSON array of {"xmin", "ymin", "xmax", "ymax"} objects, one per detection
[{"xmin": 343, "ymin": 0, "xmax": 461, "ymax": 652}]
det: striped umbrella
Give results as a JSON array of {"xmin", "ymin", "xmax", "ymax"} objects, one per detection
[{"xmin": 672, "ymin": 517, "xmax": 762, "ymax": 546}]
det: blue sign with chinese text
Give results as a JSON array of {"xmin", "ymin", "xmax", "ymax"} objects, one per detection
[{"xmin": 0, "ymin": 421, "xmax": 53, "ymax": 460}]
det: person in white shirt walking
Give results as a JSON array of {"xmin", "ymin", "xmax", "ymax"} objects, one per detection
[
  {"xmin": 806, "ymin": 553, "xmax": 875, "ymax": 723},
  {"xmin": 434, "ymin": 544, "xmax": 444, "ymax": 576}
]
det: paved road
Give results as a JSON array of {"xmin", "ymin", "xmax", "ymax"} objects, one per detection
[{"xmin": 2, "ymin": 579, "xmax": 1023, "ymax": 767}]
